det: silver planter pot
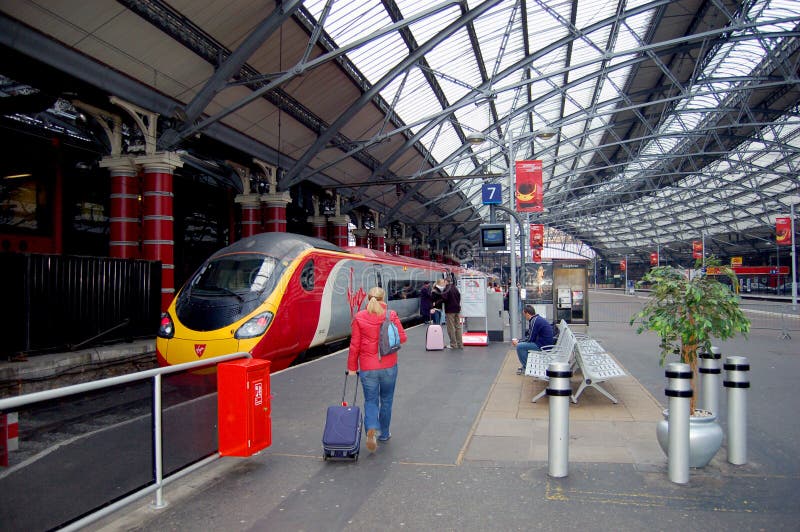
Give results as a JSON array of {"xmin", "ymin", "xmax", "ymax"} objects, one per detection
[{"xmin": 656, "ymin": 408, "xmax": 724, "ymax": 468}]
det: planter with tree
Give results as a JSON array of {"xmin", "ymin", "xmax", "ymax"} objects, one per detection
[{"xmin": 630, "ymin": 257, "xmax": 750, "ymax": 467}]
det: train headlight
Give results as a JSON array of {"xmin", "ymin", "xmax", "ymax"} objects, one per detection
[
  {"xmin": 235, "ymin": 311, "xmax": 273, "ymax": 339},
  {"xmin": 158, "ymin": 312, "xmax": 175, "ymax": 339}
]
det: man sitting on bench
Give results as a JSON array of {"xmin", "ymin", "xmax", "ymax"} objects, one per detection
[{"xmin": 512, "ymin": 305, "xmax": 555, "ymax": 375}]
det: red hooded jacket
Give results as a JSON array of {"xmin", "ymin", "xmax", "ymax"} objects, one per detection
[{"xmin": 347, "ymin": 302, "xmax": 407, "ymax": 372}]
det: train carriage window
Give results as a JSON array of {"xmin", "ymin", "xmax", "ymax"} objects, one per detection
[{"xmin": 300, "ymin": 260, "xmax": 315, "ymax": 291}]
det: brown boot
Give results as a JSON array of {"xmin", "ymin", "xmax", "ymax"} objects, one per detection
[{"xmin": 366, "ymin": 429, "xmax": 378, "ymax": 452}]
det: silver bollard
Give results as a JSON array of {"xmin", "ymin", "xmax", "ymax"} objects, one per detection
[
  {"xmin": 724, "ymin": 356, "xmax": 749, "ymax": 465},
  {"xmin": 547, "ymin": 361, "xmax": 572, "ymax": 478},
  {"xmin": 698, "ymin": 346, "xmax": 722, "ymax": 415},
  {"xmin": 665, "ymin": 362, "xmax": 692, "ymax": 484}
]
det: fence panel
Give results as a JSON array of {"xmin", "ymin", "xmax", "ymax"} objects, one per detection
[{"xmin": 0, "ymin": 254, "xmax": 161, "ymax": 356}]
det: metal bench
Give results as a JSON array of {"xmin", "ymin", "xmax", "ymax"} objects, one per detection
[
  {"xmin": 524, "ymin": 321, "xmax": 577, "ymax": 402},
  {"xmin": 571, "ymin": 336, "xmax": 626, "ymax": 404}
]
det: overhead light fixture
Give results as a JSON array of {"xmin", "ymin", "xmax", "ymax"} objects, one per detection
[
  {"xmin": 535, "ymin": 127, "xmax": 557, "ymax": 140},
  {"xmin": 466, "ymin": 132, "xmax": 486, "ymax": 145},
  {"xmin": 536, "ymin": 127, "xmax": 557, "ymax": 140},
  {"xmin": 3, "ymin": 173, "xmax": 32, "ymax": 179}
]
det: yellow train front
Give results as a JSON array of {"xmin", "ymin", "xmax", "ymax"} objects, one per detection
[{"xmin": 157, "ymin": 232, "xmax": 462, "ymax": 373}]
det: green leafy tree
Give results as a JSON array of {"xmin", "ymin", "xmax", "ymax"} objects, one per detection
[{"xmin": 630, "ymin": 257, "xmax": 750, "ymax": 411}]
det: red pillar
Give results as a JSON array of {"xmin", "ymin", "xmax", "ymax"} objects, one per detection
[
  {"xmin": 353, "ymin": 229, "xmax": 369, "ymax": 247},
  {"xmin": 328, "ymin": 215, "xmax": 350, "ymax": 247},
  {"xmin": 398, "ymin": 238, "xmax": 411, "ymax": 257},
  {"xmin": 262, "ymin": 192, "xmax": 292, "ymax": 232},
  {"xmin": 139, "ymin": 154, "xmax": 182, "ymax": 312},
  {"xmin": 371, "ymin": 228, "xmax": 386, "ymax": 252},
  {"xmin": 236, "ymin": 193, "xmax": 261, "ymax": 238},
  {"xmin": 107, "ymin": 165, "xmax": 140, "ymax": 258},
  {"xmin": 52, "ymin": 138, "xmax": 64, "ymax": 254},
  {"xmin": 309, "ymin": 215, "xmax": 327, "ymax": 240},
  {"xmin": 419, "ymin": 245, "xmax": 431, "ymax": 261}
]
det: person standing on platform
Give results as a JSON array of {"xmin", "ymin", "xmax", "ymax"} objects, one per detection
[
  {"xmin": 434, "ymin": 277, "xmax": 463, "ymax": 349},
  {"xmin": 347, "ymin": 287, "xmax": 407, "ymax": 452},
  {"xmin": 419, "ymin": 280, "xmax": 433, "ymax": 322},
  {"xmin": 512, "ymin": 304, "xmax": 554, "ymax": 375}
]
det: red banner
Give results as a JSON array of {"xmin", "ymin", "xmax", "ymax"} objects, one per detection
[
  {"xmin": 776, "ymin": 217, "xmax": 791, "ymax": 246},
  {"xmin": 515, "ymin": 160, "xmax": 543, "ymax": 212},
  {"xmin": 650, "ymin": 252, "xmax": 658, "ymax": 266},
  {"xmin": 692, "ymin": 240, "xmax": 703, "ymax": 259},
  {"xmin": 532, "ymin": 247, "xmax": 542, "ymax": 263},
  {"xmin": 530, "ymin": 224, "xmax": 544, "ymax": 248},
  {"xmin": 620, "ymin": 259, "xmax": 626, "ymax": 272}
]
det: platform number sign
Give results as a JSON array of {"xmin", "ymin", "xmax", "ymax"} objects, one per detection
[{"xmin": 482, "ymin": 183, "xmax": 502, "ymax": 205}]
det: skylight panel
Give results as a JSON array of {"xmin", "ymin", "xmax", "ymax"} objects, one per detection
[
  {"xmin": 424, "ymin": 28, "xmax": 482, "ymax": 103},
  {"xmin": 400, "ymin": 0, "xmax": 461, "ymax": 43},
  {"xmin": 381, "ymin": 67, "xmax": 441, "ymax": 129},
  {"xmin": 347, "ymin": 32, "xmax": 410, "ymax": 84},
  {"xmin": 471, "ymin": 2, "xmax": 525, "ymax": 75},
  {"xmin": 453, "ymin": 103, "xmax": 494, "ymax": 137},
  {"xmin": 419, "ymin": 123, "xmax": 463, "ymax": 165},
  {"xmin": 311, "ymin": 0, "xmax": 389, "ymax": 46}
]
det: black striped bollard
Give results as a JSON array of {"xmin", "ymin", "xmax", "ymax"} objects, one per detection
[
  {"xmin": 699, "ymin": 346, "xmax": 722, "ymax": 415},
  {"xmin": 724, "ymin": 356, "xmax": 749, "ymax": 465},
  {"xmin": 547, "ymin": 361, "xmax": 572, "ymax": 478},
  {"xmin": 665, "ymin": 362, "xmax": 692, "ymax": 484}
]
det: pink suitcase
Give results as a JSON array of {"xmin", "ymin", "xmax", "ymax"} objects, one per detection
[{"xmin": 425, "ymin": 324, "xmax": 445, "ymax": 350}]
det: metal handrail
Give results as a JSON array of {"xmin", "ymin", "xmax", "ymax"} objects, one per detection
[{"xmin": 0, "ymin": 352, "xmax": 252, "ymax": 531}]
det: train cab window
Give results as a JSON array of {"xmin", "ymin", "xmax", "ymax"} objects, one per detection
[
  {"xmin": 191, "ymin": 255, "xmax": 279, "ymax": 296},
  {"xmin": 300, "ymin": 260, "xmax": 315, "ymax": 291}
]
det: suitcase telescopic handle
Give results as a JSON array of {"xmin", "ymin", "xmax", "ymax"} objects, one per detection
[{"xmin": 342, "ymin": 371, "xmax": 359, "ymax": 406}]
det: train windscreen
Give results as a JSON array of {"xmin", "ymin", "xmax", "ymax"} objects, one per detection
[{"xmin": 191, "ymin": 255, "xmax": 279, "ymax": 297}]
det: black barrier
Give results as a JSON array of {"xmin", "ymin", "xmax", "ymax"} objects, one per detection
[{"xmin": 0, "ymin": 254, "xmax": 161, "ymax": 356}]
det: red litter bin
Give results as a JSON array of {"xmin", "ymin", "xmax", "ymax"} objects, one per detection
[{"xmin": 217, "ymin": 358, "xmax": 271, "ymax": 457}]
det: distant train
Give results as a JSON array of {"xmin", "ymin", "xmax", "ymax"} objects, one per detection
[{"xmin": 156, "ymin": 232, "xmax": 477, "ymax": 372}]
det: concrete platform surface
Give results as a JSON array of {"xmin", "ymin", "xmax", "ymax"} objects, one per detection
[{"xmin": 84, "ymin": 292, "xmax": 800, "ymax": 531}]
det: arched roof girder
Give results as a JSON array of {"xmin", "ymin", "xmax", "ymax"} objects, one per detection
[{"xmin": 279, "ymin": 0, "xmax": 503, "ymax": 190}]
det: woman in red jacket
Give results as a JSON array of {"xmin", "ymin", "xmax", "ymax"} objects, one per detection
[{"xmin": 347, "ymin": 286, "xmax": 407, "ymax": 452}]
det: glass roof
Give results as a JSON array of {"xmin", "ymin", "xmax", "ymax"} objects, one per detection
[{"xmin": 300, "ymin": 0, "xmax": 800, "ymax": 263}]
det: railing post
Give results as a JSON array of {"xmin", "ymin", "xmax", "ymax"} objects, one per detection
[
  {"xmin": 152, "ymin": 373, "xmax": 167, "ymax": 509},
  {"xmin": 665, "ymin": 362, "xmax": 692, "ymax": 484},
  {"xmin": 547, "ymin": 361, "xmax": 572, "ymax": 478},
  {"xmin": 724, "ymin": 356, "xmax": 750, "ymax": 465}
]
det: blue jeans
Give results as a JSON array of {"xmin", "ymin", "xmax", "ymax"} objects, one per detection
[
  {"xmin": 360, "ymin": 365, "xmax": 398, "ymax": 439},
  {"xmin": 516, "ymin": 342, "xmax": 541, "ymax": 368}
]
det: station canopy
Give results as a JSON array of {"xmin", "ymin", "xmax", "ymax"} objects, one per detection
[{"xmin": 1, "ymin": 0, "xmax": 799, "ymax": 265}]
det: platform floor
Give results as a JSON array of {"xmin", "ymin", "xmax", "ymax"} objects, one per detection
[{"xmin": 86, "ymin": 298, "xmax": 800, "ymax": 532}]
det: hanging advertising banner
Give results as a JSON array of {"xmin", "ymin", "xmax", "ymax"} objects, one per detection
[
  {"xmin": 620, "ymin": 259, "xmax": 626, "ymax": 272},
  {"xmin": 515, "ymin": 160, "xmax": 543, "ymax": 212},
  {"xmin": 650, "ymin": 252, "xmax": 658, "ymax": 266},
  {"xmin": 731, "ymin": 256, "xmax": 743, "ymax": 266},
  {"xmin": 532, "ymin": 247, "xmax": 542, "ymax": 263},
  {"xmin": 692, "ymin": 240, "xmax": 703, "ymax": 259},
  {"xmin": 776, "ymin": 217, "xmax": 791, "ymax": 246},
  {"xmin": 530, "ymin": 224, "xmax": 544, "ymax": 248}
]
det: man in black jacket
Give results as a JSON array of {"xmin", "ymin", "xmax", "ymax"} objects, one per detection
[{"xmin": 433, "ymin": 278, "xmax": 463, "ymax": 349}]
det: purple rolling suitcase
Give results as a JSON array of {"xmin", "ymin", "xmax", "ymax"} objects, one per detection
[
  {"xmin": 426, "ymin": 324, "xmax": 445, "ymax": 350},
  {"xmin": 322, "ymin": 373, "xmax": 362, "ymax": 461}
]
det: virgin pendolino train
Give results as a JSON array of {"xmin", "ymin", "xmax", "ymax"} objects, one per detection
[{"xmin": 157, "ymin": 232, "xmax": 475, "ymax": 372}]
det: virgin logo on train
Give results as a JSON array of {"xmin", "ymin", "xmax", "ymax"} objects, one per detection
[{"xmin": 195, "ymin": 344, "xmax": 206, "ymax": 357}]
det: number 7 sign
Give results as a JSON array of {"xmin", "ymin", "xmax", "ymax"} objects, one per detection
[{"xmin": 481, "ymin": 183, "xmax": 502, "ymax": 204}]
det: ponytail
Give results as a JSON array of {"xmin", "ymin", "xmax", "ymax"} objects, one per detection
[{"xmin": 366, "ymin": 287, "xmax": 386, "ymax": 315}]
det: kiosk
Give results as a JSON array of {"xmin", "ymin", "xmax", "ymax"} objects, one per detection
[
  {"xmin": 459, "ymin": 275, "xmax": 490, "ymax": 345},
  {"xmin": 552, "ymin": 260, "xmax": 589, "ymax": 324}
]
